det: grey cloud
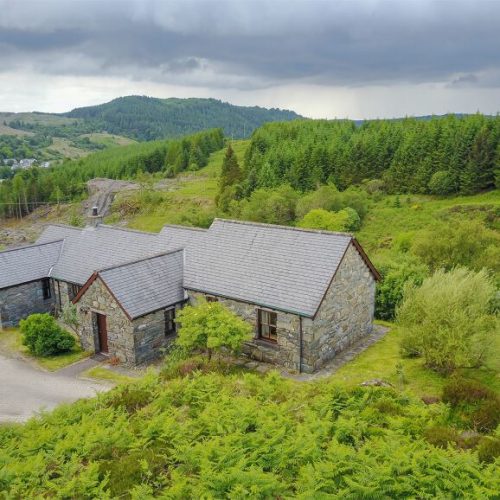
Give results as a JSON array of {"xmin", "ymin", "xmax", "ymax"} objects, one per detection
[{"xmin": 0, "ymin": 0, "xmax": 499, "ymax": 90}]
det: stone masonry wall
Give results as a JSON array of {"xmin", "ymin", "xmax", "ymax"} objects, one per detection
[
  {"xmin": 76, "ymin": 277, "xmax": 136, "ymax": 364},
  {"xmin": 53, "ymin": 280, "xmax": 71, "ymax": 313},
  {"xmin": 189, "ymin": 291, "xmax": 302, "ymax": 371},
  {"xmin": 302, "ymin": 242, "xmax": 376, "ymax": 371},
  {"xmin": 0, "ymin": 280, "xmax": 55, "ymax": 328},
  {"xmin": 132, "ymin": 303, "xmax": 183, "ymax": 365}
]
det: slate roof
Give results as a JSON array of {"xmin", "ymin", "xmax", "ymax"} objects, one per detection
[
  {"xmin": 36, "ymin": 224, "xmax": 161, "ymax": 285},
  {"xmin": 183, "ymin": 219, "xmax": 355, "ymax": 317},
  {"xmin": 4, "ymin": 218, "xmax": 378, "ymax": 319},
  {"xmin": 98, "ymin": 250, "xmax": 185, "ymax": 319},
  {"xmin": 0, "ymin": 240, "xmax": 63, "ymax": 289},
  {"xmin": 158, "ymin": 225, "xmax": 208, "ymax": 251}
]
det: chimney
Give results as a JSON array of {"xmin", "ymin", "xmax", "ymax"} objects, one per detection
[{"xmin": 87, "ymin": 206, "xmax": 103, "ymax": 227}]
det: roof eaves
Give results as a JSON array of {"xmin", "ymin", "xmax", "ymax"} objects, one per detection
[
  {"xmin": 0, "ymin": 238, "xmax": 64, "ymax": 255},
  {"xmin": 183, "ymin": 286, "xmax": 313, "ymax": 318}
]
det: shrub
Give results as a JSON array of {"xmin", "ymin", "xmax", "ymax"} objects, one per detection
[
  {"xmin": 412, "ymin": 219, "xmax": 500, "ymax": 274},
  {"xmin": 175, "ymin": 301, "xmax": 253, "ymax": 361},
  {"xmin": 20, "ymin": 313, "xmax": 75, "ymax": 356},
  {"xmin": 472, "ymin": 398, "xmax": 500, "ymax": 433},
  {"xmin": 477, "ymin": 436, "xmax": 500, "ymax": 463},
  {"xmin": 397, "ymin": 268, "xmax": 497, "ymax": 374},
  {"xmin": 375, "ymin": 259, "xmax": 427, "ymax": 320},
  {"xmin": 428, "ymin": 170, "xmax": 458, "ymax": 195},
  {"xmin": 236, "ymin": 185, "xmax": 299, "ymax": 225},
  {"xmin": 424, "ymin": 426, "xmax": 460, "ymax": 448},
  {"xmin": 442, "ymin": 377, "xmax": 494, "ymax": 407},
  {"xmin": 297, "ymin": 208, "xmax": 358, "ymax": 232}
]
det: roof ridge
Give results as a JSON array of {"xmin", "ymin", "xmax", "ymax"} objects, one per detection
[
  {"xmin": 43, "ymin": 223, "xmax": 83, "ymax": 231},
  {"xmin": 98, "ymin": 224, "xmax": 158, "ymax": 236},
  {"xmin": 161, "ymin": 224, "xmax": 208, "ymax": 232},
  {"xmin": 0, "ymin": 239, "xmax": 65, "ymax": 255},
  {"xmin": 212, "ymin": 218, "xmax": 353, "ymax": 238},
  {"xmin": 98, "ymin": 248, "xmax": 184, "ymax": 273}
]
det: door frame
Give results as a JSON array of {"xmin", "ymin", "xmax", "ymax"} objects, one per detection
[{"xmin": 94, "ymin": 312, "xmax": 109, "ymax": 354}]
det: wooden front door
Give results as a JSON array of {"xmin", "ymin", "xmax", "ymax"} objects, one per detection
[{"xmin": 96, "ymin": 313, "xmax": 109, "ymax": 353}]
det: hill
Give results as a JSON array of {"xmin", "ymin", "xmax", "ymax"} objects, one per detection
[
  {"xmin": 0, "ymin": 97, "xmax": 301, "ymax": 161},
  {"xmin": 62, "ymin": 96, "xmax": 302, "ymax": 141}
]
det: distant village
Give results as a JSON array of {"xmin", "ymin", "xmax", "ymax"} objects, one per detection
[{"xmin": 2, "ymin": 158, "xmax": 51, "ymax": 169}]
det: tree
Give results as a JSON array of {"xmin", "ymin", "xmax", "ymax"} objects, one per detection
[
  {"xmin": 20, "ymin": 313, "xmax": 75, "ymax": 356},
  {"xmin": 175, "ymin": 301, "xmax": 252, "ymax": 361},
  {"xmin": 397, "ymin": 268, "xmax": 498, "ymax": 374},
  {"xmin": 217, "ymin": 144, "xmax": 244, "ymax": 211},
  {"xmin": 428, "ymin": 170, "xmax": 457, "ymax": 195}
]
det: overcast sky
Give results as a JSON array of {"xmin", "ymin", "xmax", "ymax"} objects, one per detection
[{"xmin": 1, "ymin": 0, "xmax": 499, "ymax": 119}]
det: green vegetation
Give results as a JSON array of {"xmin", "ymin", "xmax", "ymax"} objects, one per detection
[
  {"xmin": 241, "ymin": 114, "xmax": 498, "ymax": 195},
  {"xmin": 398, "ymin": 268, "xmax": 498, "ymax": 374},
  {"xmin": 1, "ymin": 370, "xmax": 499, "ymax": 497},
  {"xmin": 0, "ymin": 129, "xmax": 224, "ymax": 218},
  {"xmin": 63, "ymin": 96, "xmax": 301, "ymax": 140},
  {"xmin": 81, "ymin": 366, "xmax": 136, "ymax": 384},
  {"xmin": 175, "ymin": 301, "xmax": 253, "ymax": 361},
  {"xmin": 0, "ymin": 327, "xmax": 88, "ymax": 371},
  {"xmin": 20, "ymin": 313, "xmax": 75, "ymax": 357}
]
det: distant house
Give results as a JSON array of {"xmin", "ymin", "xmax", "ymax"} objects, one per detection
[
  {"xmin": 19, "ymin": 159, "xmax": 37, "ymax": 169},
  {"xmin": 0, "ymin": 219, "xmax": 379, "ymax": 372}
]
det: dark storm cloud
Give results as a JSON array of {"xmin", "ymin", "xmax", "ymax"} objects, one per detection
[{"xmin": 1, "ymin": 0, "xmax": 499, "ymax": 89}]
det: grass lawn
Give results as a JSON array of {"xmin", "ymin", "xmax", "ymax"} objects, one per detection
[
  {"xmin": 0, "ymin": 327, "xmax": 90, "ymax": 371},
  {"xmin": 331, "ymin": 322, "xmax": 500, "ymax": 397},
  {"xmin": 80, "ymin": 366, "xmax": 136, "ymax": 384}
]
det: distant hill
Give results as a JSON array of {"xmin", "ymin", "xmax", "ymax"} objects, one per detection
[{"xmin": 62, "ymin": 96, "xmax": 302, "ymax": 141}]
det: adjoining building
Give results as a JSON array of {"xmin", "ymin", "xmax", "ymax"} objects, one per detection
[{"xmin": 0, "ymin": 219, "xmax": 379, "ymax": 373}]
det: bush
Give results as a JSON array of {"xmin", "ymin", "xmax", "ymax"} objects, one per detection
[
  {"xmin": 175, "ymin": 301, "xmax": 253, "ymax": 360},
  {"xmin": 424, "ymin": 426, "xmax": 460, "ymax": 448},
  {"xmin": 235, "ymin": 185, "xmax": 299, "ymax": 225},
  {"xmin": 375, "ymin": 259, "xmax": 427, "ymax": 320},
  {"xmin": 477, "ymin": 436, "xmax": 500, "ymax": 463},
  {"xmin": 472, "ymin": 398, "xmax": 500, "ymax": 433},
  {"xmin": 397, "ymin": 268, "xmax": 497, "ymax": 374},
  {"xmin": 297, "ymin": 208, "xmax": 359, "ymax": 232},
  {"xmin": 442, "ymin": 377, "xmax": 494, "ymax": 407},
  {"xmin": 20, "ymin": 313, "xmax": 75, "ymax": 356},
  {"xmin": 428, "ymin": 170, "xmax": 458, "ymax": 195},
  {"xmin": 412, "ymin": 219, "xmax": 500, "ymax": 274}
]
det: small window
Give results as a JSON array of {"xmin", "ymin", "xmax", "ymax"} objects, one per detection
[
  {"xmin": 206, "ymin": 296, "xmax": 218, "ymax": 303},
  {"xmin": 165, "ymin": 308, "xmax": 176, "ymax": 336},
  {"xmin": 257, "ymin": 309, "xmax": 277, "ymax": 342},
  {"xmin": 42, "ymin": 278, "xmax": 51, "ymax": 300}
]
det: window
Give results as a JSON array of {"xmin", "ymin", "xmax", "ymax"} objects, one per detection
[
  {"xmin": 69, "ymin": 283, "xmax": 82, "ymax": 300},
  {"xmin": 206, "ymin": 296, "xmax": 218, "ymax": 303},
  {"xmin": 42, "ymin": 278, "xmax": 51, "ymax": 300},
  {"xmin": 165, "ymin": 308, "xmax": 176, "ymax": 336},
  {"xmin": 257, "ymin": 309, "xmax": 277, "ymax": 342}
]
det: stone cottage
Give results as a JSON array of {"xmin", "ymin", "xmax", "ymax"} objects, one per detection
[{"xmin": 0, "ymin": 219, "xmax": 379, "ymax": 373}]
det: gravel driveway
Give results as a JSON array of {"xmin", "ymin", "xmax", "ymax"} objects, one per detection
[{"xmin": 0, "ymin": 352, "xmax": 110, "ymax": 423}]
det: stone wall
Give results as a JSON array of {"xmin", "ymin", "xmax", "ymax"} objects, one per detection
[
  {"xmin": 132, "ymin": 303, "xmax": 183, "ymax": 365},
  {"xmin": 76, "ymin": 277, "xmax": 136, "ymax": 363},
  {"xmin": 53, "ymin": 280, "xmax": 71, "ymax": 313},
  {"xmin": 302, "ymin": 242, "xmax": 376, "ymax": 371},
  {"xmin": 188, "ymin": 291, "xmax": 302, "ymax": 371},
  {"xmin": 0, "ymin": 280, "xmax": 55, "ymax": 328},
  {"xmin": 77, "ymin": 277, "xmax": 184, "ymax": 365}
]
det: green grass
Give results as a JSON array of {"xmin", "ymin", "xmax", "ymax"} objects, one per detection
[
  {"xmin": 0, "ymin": 327, "xmax": 89, "ymax": 372},
  {"xmin": 80, "ymin": 366, "xmax": 136, "ymax": 384},
  {"xmin": 356, "ymin": 190, "xmax": 500, "ymax": 267},
  {"xmin": 124, "ymin": 140, "xmax": 249, "ymax": 232},
  {"xmin": 331, "ymin": 323, "xmax": 500, "ymax": 397}
]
